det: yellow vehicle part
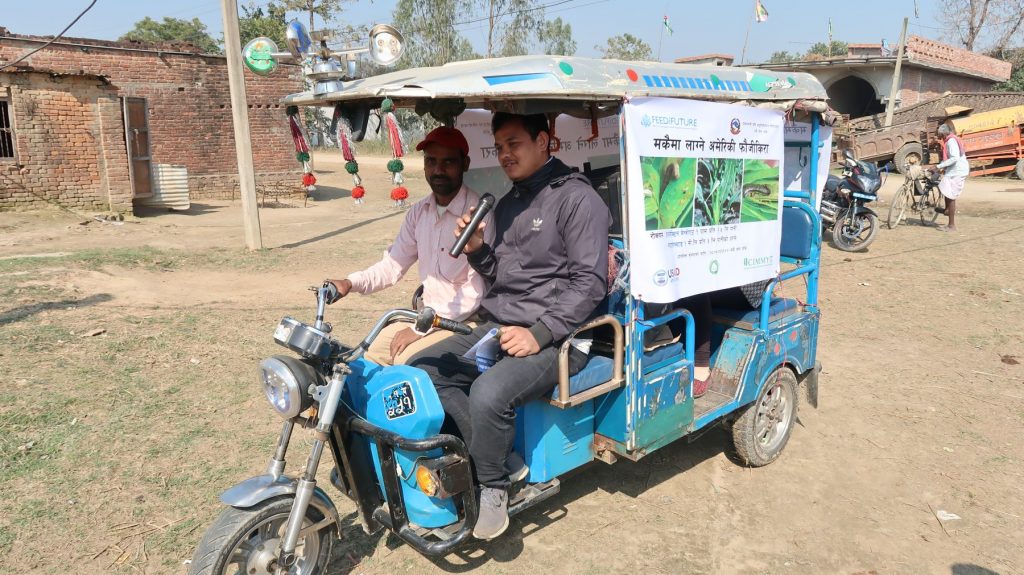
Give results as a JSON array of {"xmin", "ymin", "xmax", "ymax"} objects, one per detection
[{"xmin": 949, "ymin": 105, "xmax": 1024, "ymax": 135}]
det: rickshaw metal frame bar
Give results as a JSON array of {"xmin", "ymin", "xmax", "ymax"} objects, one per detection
[
  {"xmin": 554, "ymin": 315, "xmax": 625, "ymax": 408},
  {"xmin": 636, "ymin": 308, "xmax": 696, "ymax": 371},
  {"xmin": 328, "ymin": 415, "xmax": 380, "ymax": 533},
  {"xmin": 346, "ymin": 418, "xmax": 478, "ymax": 557},
  {"xmin": 759, "ymin": 115, "xmax": 821, "ymax": 332}
]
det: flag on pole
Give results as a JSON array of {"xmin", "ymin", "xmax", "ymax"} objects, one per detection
[
  {"xmin": 755, "ymin": 0, "xmax": 769, "ymax": 23},
  {"xmin": 663, "ymin": 15, "xmax": 674, "ymax": 35},
  {"xmin": 828, "ymin": 18, "xmax": 833, "ymax": 40}
]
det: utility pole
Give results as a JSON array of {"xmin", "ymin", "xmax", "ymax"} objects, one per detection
[
  {"xmin": 883, "ymin": 17, "xmax": 909, "ymax": 128},
  {"xmin": 220, "ymin": 0, "xmax": 263, "ymax": 250}
]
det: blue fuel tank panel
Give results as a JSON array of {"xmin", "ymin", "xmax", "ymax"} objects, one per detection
[{"xmin": 343, "ymin": 360, "xmax": 458, "ymax": 528}]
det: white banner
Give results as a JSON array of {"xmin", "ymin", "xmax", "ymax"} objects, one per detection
[
  {"xmin": 624, "ymin": 97, "xmax": 785, "ymax": 303},
  {"xmin": 456, "ymin": 109, "xmax": 621, "ymax": 198},
  {"xmin": 783, "ymin": 121, "xmax": 832, "ymax": 212}
]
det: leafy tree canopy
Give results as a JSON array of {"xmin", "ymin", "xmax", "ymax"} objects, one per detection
[
  {"xmin": 120, "ymin": 16, "xmax": 220, "ymax": 54},
  {"xmin": 597, "ymin": 33, "xmax": 653, "ymax": 61}
]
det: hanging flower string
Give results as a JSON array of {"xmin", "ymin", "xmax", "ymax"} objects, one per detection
[
  {"xmin": 338, "ymin": 120, "xmax": 364, "ymax": 204},
  {"xmin": 381, "ymin": 98, "xmax": 408, "ymax": 207},
  {"xmin": 286, "ymin": 105, "xmax": 316, "ymax": 192}
]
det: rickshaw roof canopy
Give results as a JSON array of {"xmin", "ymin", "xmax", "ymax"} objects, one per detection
[{"xmin": 282, "ymin": 55, "xmax": 828, "ymax": 111}]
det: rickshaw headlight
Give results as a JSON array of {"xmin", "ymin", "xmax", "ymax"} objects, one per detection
[
  {"xmin": 259, "ymin": 357, "xmax": 308, "ymax": 419},
  {"xmin": 415, "ymin": 465, "xmax": 440, "ymax": 497}
]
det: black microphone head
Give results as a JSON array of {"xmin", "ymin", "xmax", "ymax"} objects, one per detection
[{"xmin": 478, "ymin": 193, "xmax": 496, "ymax": 210}]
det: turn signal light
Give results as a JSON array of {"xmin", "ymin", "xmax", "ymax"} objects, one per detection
[{"xmin": 415, "ymin": 465, "xmax": 439, "ymax": 497}]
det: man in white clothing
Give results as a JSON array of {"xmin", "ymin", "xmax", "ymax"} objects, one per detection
[{"xmin": 934, "ymin": 123, "xmax": 969, "ymax": 232}]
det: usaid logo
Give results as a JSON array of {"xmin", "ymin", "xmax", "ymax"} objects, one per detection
[
  {"xmin": 653, "ymin": 269, "xmax": 669, "ymax": 286},
  {"xmin": 729, "ymin": 118, "xmax": 742, "ymax": 135}
]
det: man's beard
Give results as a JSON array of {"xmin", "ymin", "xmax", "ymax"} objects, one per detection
[{"xmin": 429, "ymin": 177, "xmax": 459, "ymax": 197}]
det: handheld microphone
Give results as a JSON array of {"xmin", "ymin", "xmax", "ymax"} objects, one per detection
[{"xmin": 449, "ymin": 193, "xmax": 495, "ymax": 257}]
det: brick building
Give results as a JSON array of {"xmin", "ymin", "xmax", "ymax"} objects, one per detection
[
  {"xmin": 750, "ymin": 35, "xmax": 1012, "ymax": 119},
  {"xmin": 0, "ymin": 28, "xmax": 303, "ymax": 213}
]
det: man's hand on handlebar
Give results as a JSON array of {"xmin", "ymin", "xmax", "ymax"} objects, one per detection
[
  {"xmin": 323, "ymin": 279, "xmax": 352, "ymax": 304},
  {"xmin": 390, "ymin": 326, "xmax": 422, "ymax": 361},
  {"xmin": 454, "ymin": 207, "xmax": 487, "ymax": 254}
]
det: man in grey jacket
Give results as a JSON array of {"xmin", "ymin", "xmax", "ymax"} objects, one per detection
[{"xmin": 408, "ymin": 112, "xmax": 610, "ymax": 540}]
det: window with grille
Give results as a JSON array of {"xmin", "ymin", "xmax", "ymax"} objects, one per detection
[{"xmin": 1, "ymin": 92, "xmax": 15, "ymax": 160}]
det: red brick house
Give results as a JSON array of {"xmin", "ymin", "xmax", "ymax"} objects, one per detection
[
  {"xmin": 753, "ymin": 36, "xmax": 1012, "ymax": 119},
  {"xmin": 0, "ymin": 27, "xmax": 303, "ymax": 213}
]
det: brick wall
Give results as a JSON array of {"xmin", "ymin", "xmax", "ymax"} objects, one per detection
[
  {"xmin": 0, "ymin": 33, "xmax": 304, "ymax": 210},
  {"xmin": 899, "ymin": 66, "xmax": 995, "ymax": 107},
  {"xmin": 907, "ymin": 35, "xmax": 1012, "ymax": 82},
  {"xmin": 0, "ymin": 72, "xmax": 131, "ymax": 211}
]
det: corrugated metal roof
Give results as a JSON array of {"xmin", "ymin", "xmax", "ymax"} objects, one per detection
[
  {"xmin": 282, "ymin": 55, "xmax": 828, "ymax": 109},
  {"xmin": 141, "ymin": 164, "xmax": 191, "ymax": 211}
]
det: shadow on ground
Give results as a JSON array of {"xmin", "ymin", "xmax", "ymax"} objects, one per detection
[
  {"xmin": 323, "ymin": 426, "xmax": 730, "ymax": 573},
  {"xmin": 0, "ymin": 293, "xmax": 114, "ymax": 325}
]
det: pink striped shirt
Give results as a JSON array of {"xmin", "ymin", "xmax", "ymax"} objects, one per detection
[{"xmin": 347, "ymin": 185, "xmax": 493, "ymax": 322}]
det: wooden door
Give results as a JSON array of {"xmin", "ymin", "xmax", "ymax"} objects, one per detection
[{"xmin": 123, "ymin": 97, "xmax": 153, "ymax": 199}]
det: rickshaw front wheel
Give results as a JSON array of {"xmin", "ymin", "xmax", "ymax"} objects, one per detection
[
  {"xmin": 188, "ymin": 496, "xmax": 333, "ymax": 575},
  {"xmin": 731, "ymin": 367, "xmax": 798, "ymax": 467}
]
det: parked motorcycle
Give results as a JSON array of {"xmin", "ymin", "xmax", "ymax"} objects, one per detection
[{"xmin": 821, "ymin": 150, "xmax": 887, "ymax": 252}]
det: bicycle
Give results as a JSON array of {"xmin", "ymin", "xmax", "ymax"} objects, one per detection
[{"xmin": 886, "ymin": 165, "xmax": 943, "ymax": 228}]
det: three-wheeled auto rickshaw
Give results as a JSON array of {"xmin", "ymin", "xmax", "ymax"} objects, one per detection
[{"xmin": 188, "ymin": 21, "xmax": 829, "ymax": 575}]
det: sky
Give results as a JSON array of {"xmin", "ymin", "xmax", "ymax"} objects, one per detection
[{"xmin": 3, "ymin": 0, "xmax": 947, "ymax": 64}]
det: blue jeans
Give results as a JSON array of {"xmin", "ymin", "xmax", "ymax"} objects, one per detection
[{"xmin": 407, "ymin": 321, "xmax": 587, "ymax": 488}]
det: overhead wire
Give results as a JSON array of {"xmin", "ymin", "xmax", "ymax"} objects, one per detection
[{"xmin": 0, "ymin": 0, "xmax": 100, "ymax": 71}]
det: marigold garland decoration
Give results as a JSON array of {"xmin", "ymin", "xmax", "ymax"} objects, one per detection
[
  {"xmin": 287, "ymin": 106, "xmax": 316, "ymax": 192},
  {"xmin": 336, "ymin": 107, "xmax": 364, "ymax": 204},
  {"xmin": 382, "ymin": 98, "xmax": 408, "ymax": 207}
]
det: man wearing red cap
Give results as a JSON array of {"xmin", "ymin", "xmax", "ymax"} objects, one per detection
[{"xmin": 325, "ymin": 126, "xmax": 494, "ymax": 364}]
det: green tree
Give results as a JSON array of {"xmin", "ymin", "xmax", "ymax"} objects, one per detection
[
  {"xmin": 992, "ymin": 47, "xmax": 1024, "ymax": 90},
  {"xmin": 478, "ymin": 0, "xmax": 542, "ymax": 57},
  {"xmin": 767, "ymin": 50, "xmax": 797, "ymax": 64},
  {"xmin": 120, "ymin": 16, "xmax": 220, "ymax": 53},
  {"xmin": 805, "ymin": 40, "xmax": 848, "ymax": 58},
  {"xmin": 538, "ymin": 17, "xmax": 576, "ymax": 56},
  {"xmin": 283, "ymin": 0, "xmax": 354, "ymax": 33},
  {"xmin": 393, "ymin": 0, "xmax": 478, "ymax": 68},
  {"xmin": 238, "ymin": 1, "xmax": 289, "ymax": 48},
  {"xmin": 597, "ymin": 33, "xmax": 653, "ymax": 61}
]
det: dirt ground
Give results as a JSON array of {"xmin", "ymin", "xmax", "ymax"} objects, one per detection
[{"xmin": 1, "ymin": 153, "xmax": 1023, "ymax": 575}]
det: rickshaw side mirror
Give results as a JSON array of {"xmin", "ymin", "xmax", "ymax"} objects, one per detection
[{"xmin": 842, "ymin": 150, "xmax": 857, "ymax": 168}]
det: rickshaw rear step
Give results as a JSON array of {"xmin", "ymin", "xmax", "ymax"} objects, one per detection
[{"xmin": 508, "ymin": 479, "xmax": 561, "ymax": 516}]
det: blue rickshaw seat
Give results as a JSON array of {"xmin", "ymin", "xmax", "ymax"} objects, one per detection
[
  {"xmin": 555, "ymin": 341, "xmax": 684, "ymax": 399},
  {"xmin": 712, "ymin": 297, "xmax": 802, "ymax": 330}
]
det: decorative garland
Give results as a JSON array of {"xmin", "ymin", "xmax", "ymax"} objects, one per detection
[
  {"xmin": 286, "ymin": 106, "xmax": 316, "ymax": 192},
  {"xmin": 381, "ymin": 98, "xmax": 408, "ymax": 207},
  {"xmin": 338, "ymin": 116, "xmax": 364, "ymax": 204}
]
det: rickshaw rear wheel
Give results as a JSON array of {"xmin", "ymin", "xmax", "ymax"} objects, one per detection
[{"xmin": 731, "ymin": 367, "xmax": 798, "ymax": 467}]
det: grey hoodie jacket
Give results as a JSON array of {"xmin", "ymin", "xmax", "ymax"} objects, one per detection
[{"xmin": 467, "ymin": 158, "xmax": 611, "ymax": 348}]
